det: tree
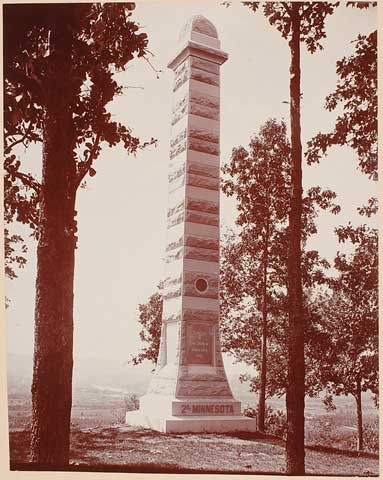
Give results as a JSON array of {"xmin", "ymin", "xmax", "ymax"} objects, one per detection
[
  {"xmin": 131, "ymin": 286, "xmax": 163, "ymax": 366},
  {"xmin": 238, "ymin": 2, "xmax": 343, "ymax": 472},
  {"xmin": 306, "ymin": 29, "xmax": 377, "ymax": 179},
  {"xmin": 313, "ymin": 221, "xmax": 378, "ymax": 451},
  {"xmin": 304, "ymin": 5, "xmax": 377, "ymax": 449},
  {"xmin": 304, "ymin": 4, "xmax": 377, "ymax": 451},
  {"xmin": 221, "ymin": 118, "xmax": 338, "ymax": 432},
  {"xmin": 4, "ymin": 3, "xmax": 154, "ymax": 466},
  {"xmin": 221, "ymin": 119, "xmax": 290, "ymax": 432}
]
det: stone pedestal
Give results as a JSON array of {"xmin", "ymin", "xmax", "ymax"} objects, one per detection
[{"xmin": 126, "ymin": 15, "xmax": 256, "ymax": 434}]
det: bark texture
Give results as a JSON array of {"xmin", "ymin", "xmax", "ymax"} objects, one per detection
[
  {"xmin": 31, "ymin": 13, "xmax": 77, "ymax": 466},
  {"xmin": 286, "ymin": 2, "xmax": 305, "ymax": 475}
]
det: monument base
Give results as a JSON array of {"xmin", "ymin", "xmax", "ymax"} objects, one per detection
[
  {"xmin": 125, "ymin": 394, "xmax": 257, "ymax": 433},
  {"xmin": 125, "ymin": 410, "xmax": 257, "ymax": 434}
]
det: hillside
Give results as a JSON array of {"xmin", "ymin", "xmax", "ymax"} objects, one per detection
[{"xmin": 9, "ymin": 425, "xmax": 379, "ymax": 476}]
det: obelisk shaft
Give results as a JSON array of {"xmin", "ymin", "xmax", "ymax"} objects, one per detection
[
  {"xmin": 126, "ymin": 16, "xmax": 257, "ymax": 433},
  {"xmin": 150, "ymin": 18, "xmax": 232, "ymax": 400}
]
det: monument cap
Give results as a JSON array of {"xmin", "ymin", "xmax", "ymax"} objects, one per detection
[
  {"xmin": 179, "ymin": 14, "xmax": 219, "ymax": 40},
  {"xmin": 169, "ymin": 14, "xmax": 227, "ymax": 70},
  {"xmin": 178, "ymin": 14, "xmax": 221, "ymax": 50}
]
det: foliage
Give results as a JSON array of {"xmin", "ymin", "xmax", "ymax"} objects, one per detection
[
  {"xmin": 131, "ymin": 286, "xmax": 163, "ymax": 366},
  {"xmin": 346, "ymin": 1, "xmax": 377, "ymax": 8},
  {"xmin": 305, "ymin": 414, "xmax": 378, "ymax": 455},
  {"xmin": 362, "ymin": 417, "xmax": 379, "ymax": 454},
  {"xmin": 265, "ymin": 406, "xmax": 288, "ymax": 439},
  {"xmin": 4, "ymin": 229, "xmax": 28, "ymax": 280},
  {"xmin": 221, "ymin": 118, "xmax": 291, "ymax": 429},
  {"xmin": 220, "ymin": 119, "xmax": 339, "ymax": 401},
  {"xmin": 4, "ymin": 3, "xmax": 156, "ymax": 279},
  {"xmin": 244, "ymin": 405, "xmax": 287, "ymax": 439},
  {"xmin": 112, "ymin": 393, "xmax": 140, "ymax": 424},
  {"xmin": 306, "ymin": 29, "xmax": 377, "ymax": 179},
  {"xmin": 320, "ymin": 225, "xmax": 378, "ymax": 398},
  {"xmin": 307, "ymin": 219, "xmax": 378, "ymax": 451},
  {"xmin": 4, "ymin": 154, "xmax": 40, "ymax": 279},
  {"xmin": 125, "ymin": 393, "xmax": 140, "ymax": 412},
  {"xmin": 241, "ymin": 2, "xmax": 340, "ymax": 53}
]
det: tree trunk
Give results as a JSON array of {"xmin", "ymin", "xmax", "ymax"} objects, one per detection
[
  {"xmin": 355, "ymin": 379, "xmax": 364, "ymax": 451},
  {"xmin": 286, "ymin": 2, "xmax": 305, "ymax": 475},
  {"xmin": 258, "ymin": 222, "xmax": 269, "ymax": 433},
  {"xmin": 31, "ymin": 12, "xmax": 77, "ymax": 467}
]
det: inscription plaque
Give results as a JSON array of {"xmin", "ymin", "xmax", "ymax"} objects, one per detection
[
  {"xmin": 178, "ymin": 403, "xmax": 235, "ymax": 416},
  {"xmin": 186, "ymin": 323, "xmax": 213, "ymax": 365}
]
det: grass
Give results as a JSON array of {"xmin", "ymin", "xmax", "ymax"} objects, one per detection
[
  {"xmin": 305, "ymin": 413, "xmax": 379, "ymax": 454},
  {"xmin": 9, "ymin": 425, "xmax": 379, "ymax": 476},
  {"xmin": 7, "ymin": 387, "xmax": 379, "ymax": 475}
]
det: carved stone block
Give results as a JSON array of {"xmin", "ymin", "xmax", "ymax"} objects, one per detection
[
  {"xmin": 184, "ymin": 246, "xmax": 219, "ymax": 262},
  {"xmin": 187, "ymin": 173, "xmax": 219, "ymax": 191},
  {"xmin": 185, "ymin": 234, "xmax": 219, "ymax": 251},
  {"xmin": 190, "ymin": 55, "xmax": 220, "ymax": 74},
  {"xmin": 186, "ymin": 197, "xmax": 219, "ymax": 214},
  {"xmin": 185, "ymin": 210, "xmax": 219, "ymax": 227},
  {"xmin": 191, "ymin": 67, "xmax": 219, "ymax": 86}
]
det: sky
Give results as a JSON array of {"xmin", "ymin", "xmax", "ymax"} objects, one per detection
[{"xmin": 5, "ymin": 2, "xmax": 377, "ymax": 372}]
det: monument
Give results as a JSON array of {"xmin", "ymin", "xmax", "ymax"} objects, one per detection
[{"xmin": 126, "ymin": 15, "xmax": 257, "ymax": 433}]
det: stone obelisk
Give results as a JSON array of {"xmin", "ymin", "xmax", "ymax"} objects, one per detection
[{"xmin": 126, "ymin": 15, "xmax": 256, "ymax": 433}]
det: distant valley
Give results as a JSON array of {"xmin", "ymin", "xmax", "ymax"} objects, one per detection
[{"xmin": 6, "ymin": 353, "xmax": 376, "ymax": 421}]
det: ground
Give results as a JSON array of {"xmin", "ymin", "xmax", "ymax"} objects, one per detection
[
  {"xmin": 7, "ymin": 383, "xmax": 379, "ymax": 475},
  {"xmin": 9, "ymin": 425, "xmax": 378, "ymax": 475}
]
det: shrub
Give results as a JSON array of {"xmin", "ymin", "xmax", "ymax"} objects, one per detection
[
  {"xmin": 243, "ymin": 405, "xmax": 287, "ymax": 439},
  {"xmin": 305, "ymin": 416, "xmax": 355, "ymax": 450},
  {"xmin": 124, "ymin": 393, "xmax": 140, "ymax": 412},
  {"xmin": 265, "ymin": 406, "xmax": 287, "ymax": 439},
  {"xmin": 111, "ymin": 393, "xmax": 140, "ymax": 425},
  {"xmin": 305, "ymin": 414, "xmax": 379, "ymax": 454},
  {"xmin": 243, "ymin": 406, "xmax": 257, "ymax": 419},
  {"xmin": 363, "ymin": 417, "xmax": 379, "ymax": 454}
]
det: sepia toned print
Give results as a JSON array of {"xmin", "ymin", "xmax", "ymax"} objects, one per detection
[{"xmin": 4, "ymin": 1, "xmax": 378, "ymax": 476}]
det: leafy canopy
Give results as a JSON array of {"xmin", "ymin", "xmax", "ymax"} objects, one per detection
[
  {"xmin": 4, "ymin": 3, "xmax": 156, "ymax": 278},
  {"xmin": 131, "ymin": 286, "xmax": 162, "ymax": 366},
  {"xmin": 220, "ymin": 118, "xmax": 339, "ymax": 398},
  {"xmin": 306, "ymin": 30, "xmax": 377, "ymax": 179}
]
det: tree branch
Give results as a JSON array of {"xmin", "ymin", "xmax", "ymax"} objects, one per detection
[
  {"xmin": 4, "ymin": 122, "xmax": 37, "ymax": 154},
  {"xmin": 143, "ymin": 55, "xmax": 162, "ymax": 78},
  {"xmin": 281, "ymin": 2, "xmax": 292, "ymax": 17},
  {"xmin": 5, "ymin": 167, "xmax": 41, "ymax": 194}
]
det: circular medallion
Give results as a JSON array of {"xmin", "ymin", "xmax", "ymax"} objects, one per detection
[{"xmin": 195, "ymin": 277, "xmax": 208, "ymax": 293}]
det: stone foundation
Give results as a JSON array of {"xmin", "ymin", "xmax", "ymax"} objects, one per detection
[{"xmin": 126, "ymin": 410, "xmax": 257, "ymax": 434}]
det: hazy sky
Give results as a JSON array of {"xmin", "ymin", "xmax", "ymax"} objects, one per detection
[{"xmin": 5, "ymin": 2, "xmax": 377, "ymax": 370}]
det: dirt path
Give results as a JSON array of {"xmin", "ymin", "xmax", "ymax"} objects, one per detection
[{"xmin": 9, "ymin": 425, "xmax": 379, "ymax": 476}]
